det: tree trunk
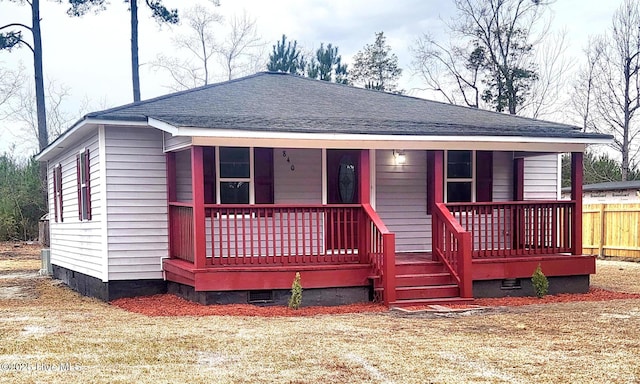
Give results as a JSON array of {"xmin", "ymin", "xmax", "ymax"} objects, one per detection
[
  {"xmin": 32, "ymin": 0, "xmax": 49, "ymax": 211},
  {"xmin": 622, "ymin": 58, "xmax": 631, "ymax": 181},
  {"xmin": 32, "ymin": 0, "xmax": 47, "ymax": 152},
  {"xmin": 131, "ymin": 0, "xmax": 141, "ymax": 102}
]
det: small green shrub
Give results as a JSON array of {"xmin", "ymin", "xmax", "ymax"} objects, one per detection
[
  {"xmin": 531, "ymin": 264, "xmax": 549, "ymax": 298},
  {"xmin": 288, "ymin": 272, "xmax": 302, "ymax": 310}
]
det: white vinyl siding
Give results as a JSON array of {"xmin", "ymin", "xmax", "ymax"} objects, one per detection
[
  {"xmin": 492, "ymin": 151, "xmax": 513, "ymax": 201},
  {"xmin": 163, "ymin": 132, "xmax": 192, "ymax": 152},
  {"xmin": 175, "ymin": 149, "xmax": 192, "ymax": 202},
  {"xmin": 48, "ymin": 130, "xmax": 103, "ymax": 279},
  {"xmin": 274, "ymin": 148, "xmax": 322, "ymax": 204},
  {"xmin": 376, "ymin": 149, "xmax": 431, "ymax": 252},
  {"xmin": 524, "ymin": 154, "xmax": 559, "ymax": 200},
  {"xmin": 105, "ymin": 127, "xmax": 168, "ymax": 280}
]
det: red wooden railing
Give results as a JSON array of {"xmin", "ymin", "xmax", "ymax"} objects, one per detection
[
  {"xmin": 203, "ymin": 204, "xmax": 361, "ymax": 265},
  {"xmin": 169, "ymin": 203, "xmax": 195, "ymax": 262},
  {"xmin": 445, "ymin": 201, "xmax": 575, "ymax": 258},
  {"xmin": 168, "ymin": 202, "xmax": 398, "ymax": 304},
  {"xmin": 361, "ymin": 203, "xmax": 396, "ymax": 305},
  {"xmin": 432, "ymin": 203, "xmax": 473, "ymax": 298}
]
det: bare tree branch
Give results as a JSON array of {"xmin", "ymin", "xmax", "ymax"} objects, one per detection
[
  {"xmin": 584, "ymin": 0, "xmax": 640, "ymax": 179},
  {"xmin": 216, "ymin": 11, "xmax": 265, "ymax": 81}
]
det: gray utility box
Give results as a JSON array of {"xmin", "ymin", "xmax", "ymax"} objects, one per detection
[{"xmin": 40, "ymin": 248, "xmax": 52, "ymax": 276}]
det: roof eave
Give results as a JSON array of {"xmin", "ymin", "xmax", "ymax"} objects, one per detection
[
  {"xmin": 35, "ymin": 117, "xmax": 151, "ymax": 162},
  {"xmin": 175, "ymin": 126, "xmax": 612, "ymax": 146}
]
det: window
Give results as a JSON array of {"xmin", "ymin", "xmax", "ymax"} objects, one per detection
[
  {"xmin": 444, "ymin": 150, "xmax": 493, "ymax": 203},
  {"xmin": 217, "ymin": 147, "xmax": 252, "ymax": 204},
  {"xmin": 76, "ymin": 149, "xmax": 91, "ymax": 221},
  {"xmin": 446, "ymin": 150, "xmax": 474, "ymax": 203},
  {"xmin": 53, "ymin": 164, "xmax": 63, "ymax": 222},
  {"xmin": 203, "ymin": 147, "xmax": 273, "ymax": 206}
]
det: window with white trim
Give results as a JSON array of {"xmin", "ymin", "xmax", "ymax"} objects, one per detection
[
  {"xmin": 77, "ymin": 148, "xmax": 92, "ymax": 220},
  {"xmin": 216, "ymin": 147, "xmax": 253, "ymax": 204},
  {"xmin": 445, "ymin": 150, "xmax": 475, "ymax": 203}
]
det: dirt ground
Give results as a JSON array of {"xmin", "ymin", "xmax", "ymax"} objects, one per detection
[{"xmin": 1, "ymin": 242, "xmax": 640, "ymax": 383}]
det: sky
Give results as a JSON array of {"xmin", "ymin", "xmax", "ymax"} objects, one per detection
[{"xmin": 0, "ymin": 0, "xmax": 626, "ymax": 156}]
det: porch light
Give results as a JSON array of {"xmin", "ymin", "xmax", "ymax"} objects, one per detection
[{"xmin": 393, "ymin": 150, "xmax": 406, "ymax": 165}]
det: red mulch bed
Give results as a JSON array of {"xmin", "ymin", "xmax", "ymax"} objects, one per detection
[
  {"xmin": 111, "ymin": 294, "xmax": 387, "ymax": 317},
  {"xmin": 473, "ymin": 287, "xmax": 640, "ymax": 307},
  {"xmin": 111, "ymin": 288, "xmax": 640, "ymax": 317}
]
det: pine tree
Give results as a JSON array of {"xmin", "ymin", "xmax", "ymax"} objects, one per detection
[
  {"xmin": 351, "ymin": 32, "xmax": 402, "ymax": 92},
  {"xmin": 267, "ymin": 35, "xmax": 305, "ymax": 75},
  {"xmin": 288, "ymin": 272, "xmax": 302, "ymax": 310},
  {"xmin": 306, "ymin": 43, "xmax": 349, "ymax": 84}
]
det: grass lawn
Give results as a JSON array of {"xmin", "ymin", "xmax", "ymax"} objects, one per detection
[{"xmin": 1, "ymin": 243, "xmax": 639, "ymax": 383}]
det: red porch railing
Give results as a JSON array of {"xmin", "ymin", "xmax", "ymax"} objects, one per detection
[
  {"xmin": 168, "ymin": 203, "xmax": 195, "ymax": 262},
  {"xmin": 445, "ymin": 201, "xmax": 575, "ymax": 258},
  {"xmin": 168, "ymin": 202, "xmax": 397, "ymax": 304},
  {"xmin": 432, "ymin": 203, "xmax": 473, "ymax": 298},
  {"xmin": 203, "ymin": 204, "xmax": 361, "ymax": 265},
  {"xmin": 361, "ymin": 203, "xmax": 396, "ymax": 305}
]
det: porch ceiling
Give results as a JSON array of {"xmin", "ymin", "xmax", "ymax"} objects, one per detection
[{"xmin": 188, "ymin": 132, "xmax": 591, "ymax": 153}]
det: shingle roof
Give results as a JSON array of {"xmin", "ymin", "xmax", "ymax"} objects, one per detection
[
  {"xmin": 562, "ymin": 180, "xmax": 640, "ymax": 193},
  {"xmin": 87, "ymin": 72, "xmax": 609, "ymax": 139}
]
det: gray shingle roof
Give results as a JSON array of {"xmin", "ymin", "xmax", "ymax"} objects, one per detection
[
  {"xmin": 562, "ymin": 180, "xmax": 640, "ymax": 192},
  {"xmin": 87, "ymin": 72, "xmax": 609, "ymax": 139}
]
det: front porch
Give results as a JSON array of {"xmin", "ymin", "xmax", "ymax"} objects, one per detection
[{"xmin": 163, "ymin": 147, "xmax": 592, "ymax": 306}]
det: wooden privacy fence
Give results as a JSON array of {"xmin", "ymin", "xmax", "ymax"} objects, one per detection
[{"xmin": 583, "ymin": 203, "xmax": 640, "ymax": 258}]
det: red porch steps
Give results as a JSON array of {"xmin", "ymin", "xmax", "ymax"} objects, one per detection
[{"xmin": 386, "ymin": 254, "xmax": 473, "ymax": 308}]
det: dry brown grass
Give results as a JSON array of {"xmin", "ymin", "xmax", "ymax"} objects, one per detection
[{"xmin": 1, "ymin": 244, "xmax": 640, "ymax": 383}]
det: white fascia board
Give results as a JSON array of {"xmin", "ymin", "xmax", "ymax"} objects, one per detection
[
  {"xmin": 187, "ymin": 129, "xmax": 602, "ymax": 153},
  {"xmin": 180, "ymin": 127, "xmax": 611, "ymax": 147},
  {"xmin": 148, "ymin": 117, "xmax": 179, "ymax": 135}
]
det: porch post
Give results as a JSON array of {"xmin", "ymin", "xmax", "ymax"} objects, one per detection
[
  {"xmin": 427, "ymin": 150, "xmax": 444, "ymax": 211},
  {"xmin": 359, "ymin": 149, "xmax": 371, "ymax": 263},
  {"xmin": 191, "ymin": 146, "xmax": 207, "ymax": 268},
  {"xmin": 512, "ymin": 157, "xmax": 525, "ymax": 250},
  {"xmin": 571, "ymin": 152, "xmax": 583, "ymax": 255},
  {"xmin": 166, "ymin": 152, "xmax": 176, "ymax": 259},
  {"xmin": 428, "ymin": 151, "xmax": 444, "ymax": 262},
  {"xmin": 359, "ymin": 149, "xmax": 370, "ymax": 204}
]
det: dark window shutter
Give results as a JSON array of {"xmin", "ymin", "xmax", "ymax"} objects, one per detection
[
  {"xmin": 254, "ymin": 148, "xmax": 274, "ymax": 204},
  {"xmin": 203, "ymin": 147, "xmax": 216, "ymax": 204},
  {"xmin": 53, "ymin": 168, "xmax": 58, "ymax": 223},
  {"xmin": 426, "ymin": 151, "xmax": 434, "ymax": 214},
  {"xmin": 76, "ymin": 154, "xmax": 82, "ymax": 220},
  {"xmin": 57, "ymin": 166, "xmax": 63, "ymax": 222},
  {"xmin": 476, "ymin": 151, "xmax": 493, "ymax": 202},
  {"xmin": 85, "ymin": 149, "xmax": 91, "ymax": 220}
]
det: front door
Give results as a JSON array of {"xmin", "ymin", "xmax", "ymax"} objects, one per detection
[{"xmin": 326, "ymin": 150, "xmax": 360, "ymax": 252}]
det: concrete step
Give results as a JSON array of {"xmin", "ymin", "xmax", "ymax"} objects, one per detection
[
  {"xmin": 390, "ymin": 297, "xmax": 474, "ymax": 308},
  {"xmin": 396, "ymin": 284, "xmax": 460, "ymax": 300}
]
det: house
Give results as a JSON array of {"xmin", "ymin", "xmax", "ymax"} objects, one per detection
[
  {"xmin": 562, "ymin": 180, "xmax": 640, "ymax": 204},
  {"xmin": 36, "ymin": 72, "xmax": 611, "ymax": 307}
]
